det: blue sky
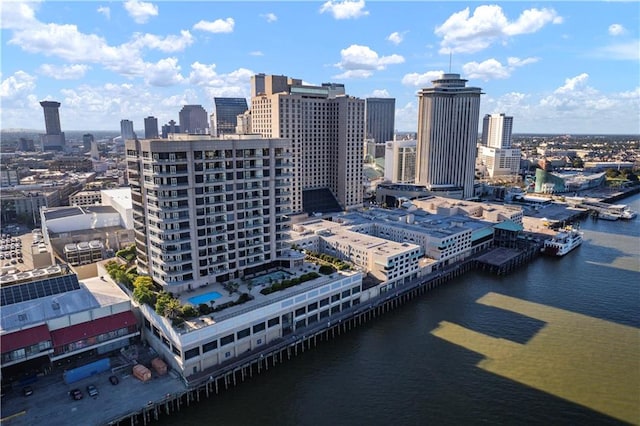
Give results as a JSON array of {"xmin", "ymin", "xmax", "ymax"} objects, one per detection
[{"xmin": 1, "ymin": 1, "xmax": 639, "ymax": 134}]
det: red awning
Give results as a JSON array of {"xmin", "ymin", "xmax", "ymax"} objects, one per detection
[
  {"xmin": 51, "ymin": 311, "xmax": 138, "ymax": 348},
  {"xmin": 1, "ymin": 324, "xmax": 51, "ymax": 353}
]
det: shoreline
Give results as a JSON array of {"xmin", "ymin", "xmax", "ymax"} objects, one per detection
[{"xmin": 3, "ymin": 187, "xmax": 638, "ymax": 426}]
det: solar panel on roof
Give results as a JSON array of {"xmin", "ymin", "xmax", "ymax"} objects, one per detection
[{"xmin": 0, "ymin": 274, "xmax": 81, "ymax": 306}]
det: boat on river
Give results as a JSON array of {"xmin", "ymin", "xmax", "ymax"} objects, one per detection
[{"xmin": 541, "ymin": 226, "xmax": 583, "ymax": 257}]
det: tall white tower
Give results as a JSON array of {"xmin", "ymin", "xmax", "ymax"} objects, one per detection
[
  {"xmin": 415, "ymin": 73, "xmax": 482, "ymax": 199},
  {"xmin": 482, "ymin": 113, "xmax": 513, "ymax": 148}
]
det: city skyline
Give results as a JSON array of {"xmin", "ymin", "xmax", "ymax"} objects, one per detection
[{"xmin": 1, "ymin": 1, "xmax": 639, "ymax": 134}]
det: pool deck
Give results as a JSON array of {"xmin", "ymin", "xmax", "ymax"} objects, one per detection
[{"xmin": 177, "ymin": 266, "xmax": 318, "ymax": 310}]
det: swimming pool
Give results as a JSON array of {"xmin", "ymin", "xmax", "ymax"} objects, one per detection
[{"xmin": 188, "ymin": 291, "xmax": 223, "ymax": 305}]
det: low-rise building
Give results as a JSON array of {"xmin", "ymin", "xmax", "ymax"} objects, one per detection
[
  {"xmin": 69, "ymin": 190, "xmax": 102, "ymax": 206},
  {"xmin": 0, "ymin": 265, "xmax": 138, "ymax": 381}
]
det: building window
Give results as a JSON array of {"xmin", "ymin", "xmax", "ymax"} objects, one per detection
[
  {"xmin": 203, "ymin": 340, "xmax": 218, "ymax": 353},
  {"xmin": 221, "ymin": 334, "xmax": 235, "ymax": 346},
  {"xmin": 267, "ymin": 317, "xmax": 280, "ymax": 328},
  {"xmin": 185, "ymin": 347, "xmax": 200, "ymax": 360},
  {"xmin": 237, "ymin": 328, "xmax": 250, "ymax": 340}
]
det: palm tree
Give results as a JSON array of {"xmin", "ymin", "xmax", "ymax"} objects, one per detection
[{"xmin": 163, "ymin": 298, "xmax": 182, "ymax": 320}]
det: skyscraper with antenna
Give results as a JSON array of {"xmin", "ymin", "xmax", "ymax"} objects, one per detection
[{"xmin": 415, "ymin": 73, "xmax": 483, "ymax": 199}]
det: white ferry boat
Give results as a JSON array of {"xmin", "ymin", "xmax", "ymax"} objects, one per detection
[
  {"xmin": 541, "ymin": 226, "xmax": 583, "ymax": 257},
  {"xmin": 607, "ymin": 204, "xmax": 638, "ymax": 220}
]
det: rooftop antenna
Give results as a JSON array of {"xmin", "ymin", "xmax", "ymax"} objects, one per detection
[{"xmin": 449, "ymin": 51, "xmax": 452, "ymax": 73}]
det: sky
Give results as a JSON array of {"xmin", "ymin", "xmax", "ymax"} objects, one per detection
[{"xmin": 1, "ymin": 0, "xmax": 639, "ymax": 134}]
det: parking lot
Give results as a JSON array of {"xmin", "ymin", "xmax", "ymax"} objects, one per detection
[
  {"xmin": 0, "ymin": 226, "xmax": 41, "ymax": 273},
  {"xmin": 1, "ymin": 362, "xmax": 186, "ymax": 426}
]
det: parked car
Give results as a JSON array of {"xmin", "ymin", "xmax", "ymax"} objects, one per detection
[
  {"xmin": 108, "ymin": 375, "xmax": 119, "ymax": 385},
  {"xmin": 70, "ymin": 389, "xmax": 83, "ymax": 400},
  {"xmin": 22, "ymin": 386, "xmax": 33, "ymax": 397},
  {"xmin": 86, "ymin": 384, "xmax": 98, "ymax": 397}
]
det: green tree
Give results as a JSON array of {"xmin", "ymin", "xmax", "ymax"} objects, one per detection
[
  {"xmin": 155, "ymin": 291, "xmax": 172, "ymax": 315},
  {"xmin": 605, "ymin": 169, "xmax": 620, "ymax": 178},
  {"xmin": 163, "ymin": 298, "xmax": 183, "ymax": 319},
  {"xmin": 133, "ymin": 275, "xmax": 153, "ymax": 289},
  {"xmin": 133, "ymin": 284, "xmax": 154, "ymax": 305}
]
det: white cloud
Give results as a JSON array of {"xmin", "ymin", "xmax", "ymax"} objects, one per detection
[
  {"xmin": 320, "ymin": 0, "xmax": 368, "ymax": 20},
  {"xmin": 506, "ymin": 57, "xmax": 539, "ymax": 67},
  {"xmin": 463, "ymin": 59, "xmax": 510, "ymax": 80},
  {"xmin": 39, "ymin": 64, "xmax": 90, "ymax": 80},
  {"xmin": 97, "ymin": 6, "xmax": 110, "ymax": 20},
  {"xmin": 370, "ymin": 89, "xmax": 390, "ymax": 98},
  {"xmin": 193, "ymin": 18, "xmax": 235, "ymax": 33},
  {"xmin": 0, "ymin": 1, "xmax": 38, "ymax": 30},
  {"xmin": 334, "ymin": 44, "xmax": 404, "ymax": 79},
  {"xmin": 503, "ymin": 8, "xmax": 562, "ymax": 36},
  {"xmin": 334, "ymin": 70, "xmax": 373, "ymax": 79},
  {"xmin": 608, "ymin": 24, "xmax": 626, "ymax": 36},
  {"xmin": 124, "ymin": 0, "xmax": 158, "ymax": 24},
  {"xmin": 482, "ymin": 79, "xmax": 640, "ymax": 133},
  {"xmin": 127, "ymin": 30, "xmax": 194, "ymax": 53},
  {"xmin": 4, "ymin": 7, "xmax": 196, "ymax": 82},
  {"xmin": 261, "ymin": 13, "xmax": 277, "ymax": 23},
  {"xmin": 554, "ymin": 73, "xmax": 590, "ymax": 95},
  {"xmin": 387, "ymin": 32, "xmax": 404, "ymax": 45},
  {"xmin": 187, "ymin": 62, "xmax": 253, "ymax": 98},
  {"xmin": 592, "ymin": 40, "xmax": 640, "ymax": 61},
  {"xmin": 0, "ymin": 71, "xmax": 37, "ymax": 100},
  {"xmin": 401, "ymin": 70, "xmax": 445, "ymax": 87},
  {"xmin": 463, "ymin": 56, "xmax": 538, "ymax": 81},
  {"xmin": 145, "ymin": 57, "xmax": 183, "ymax": 87},
  {"xmin": 395, "ymin": 101, "xmax": 418, "ymax": 131},
  {"xmin": 249, "ymin": 51, "xmax": 264, "ymax": 56},
  {"xmin": 435, "ymin": 5, "xmax": 562, "ymax": 54}
]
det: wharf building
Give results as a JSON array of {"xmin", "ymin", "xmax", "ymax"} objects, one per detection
[
  {"xmin": 39, "ymin": 101, "xmax": 66, "ymax": 151},
  {"xmin": 211, "ymin": 97, "xmax": 249, "ymax": 137},
  {"xmin": 290, "ymin": 197, "xmax": 519, "ymax": 276},
  {"xmin": 125, "ymin": 134, "xmax": 295, "ymax": 293},
  {"xmin": 416, "ymin": 74, "xmax": 482, "ymax": 199},
  {"xmin": 179, "ymin": 105, "xmax": 209, "ymax": 135},
  {"xmin": 250, "ymin": 74, "xmax": 365, "ymax": 215},
  {"xmin": 0, "ymin": 264, "xmax": 139, "ymax": 383},
  {"xmin": 477, "ymin": 114, "xmax": 521, "ymax": 178},
  {"xmin": 131, "ymin": 198, "xmax": 520, "ymax": 380}
]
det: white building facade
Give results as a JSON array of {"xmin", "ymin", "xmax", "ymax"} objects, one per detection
[{"xmin": 384, "ymin": 139, "xmax": 417, "ymax": 183}]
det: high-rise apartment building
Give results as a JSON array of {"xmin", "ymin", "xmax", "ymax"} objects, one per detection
[
  {"xmin": 179, "ymin": 105, "xmax": 209, "ymax": 134},
  {"xmin": 120, "ymin": 119, "xmax": 136, "ymax": 141},
  {"xmin": 478, "ymin": 113, "xmax": 519, "ymax": 178},
  {"xmin": 144, "ymin": 116, "xmax": 159, "ymax": 139},
  {"xmin": 126, "ymin": 134, "xmax": 293, "ymax": 292},
  {"xmin": 415, "ymin": 73, "xmax": 482, "ymax": 199},
  {"xmin": 39, "ymin": 101, "xmax": 66, "ymax": 151},
  {"xmin": 250, "ymin": 74, "xmax": 364, "ymax": 214},
  {"xmin": 211, "ymin": 98, "xmax": 249, "ymax": 137},
  {"xmin": 482, "ymin": 113, "xmax": 513, "ymax": 148},
  {"xmin": 384, "ymin": 139, "xmax": 417, "ymax": 183},
  {"xmin": 365, "ymin": 98, "xmax": 395, "ymax": 144}
]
